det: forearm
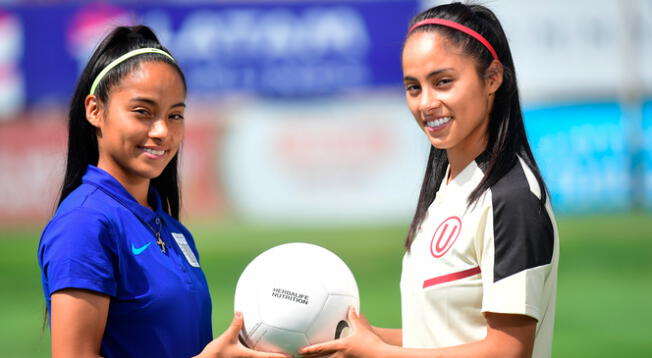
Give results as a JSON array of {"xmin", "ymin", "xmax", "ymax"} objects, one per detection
[
  {"xmin": 379, "ymin": 313, "xmax": 534, "ymax": 358},
  {"xmin": 371, "ymin": 327, "xmax": 402, "ymax": 346},
  {"xmin": 381, "ymin": 339, "xmax": 529, "ymax": 358}
]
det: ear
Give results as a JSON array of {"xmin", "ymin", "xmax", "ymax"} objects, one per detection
[
  {"xmin": 85, "ymin": 94, "xmax": 103, "ymax": 128},
  {"xmin": 484, "ymin": 60, "xmax": 504, "ymax": 95}
]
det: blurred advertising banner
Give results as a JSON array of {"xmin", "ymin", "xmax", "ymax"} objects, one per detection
[
  {"xmin": 0, "ymin": 108, "xmax": 227, "ymax": 225},
  {"xmin": 0, "ymin": 10, "xmax": 24, "ymax": 119},
  {"xmin": 2, "ymin": 101, "xmax": 651, "ymax": 226},
  {"xmin": 2, "ymin": 0, "xmax": 652, "ymax": 109},
  {"xmin": 524, "ymin": 104, "xmax": 633, "ymax": 213},
  {"xmin": 0, "ymin": 116, "xmax": 65, "ymax": 221},
  {"xmin": 1, "ymin": 0, "xmax": 652, "ymax": 226},
  {"xmin": 220, "ymin": 97, "xmax": 426, "ymax": 224},
  {"xmin": 474, "ymin": 0, "xmax": 652, "ymax": 102},
  {"xmin": 221, "ymin": 101, "xmax": 652, "ymax": 220},
  {"xmin": 0, "ymin": 0, "xmax": 418, "ymax": 112},
  {"xmin": 645, "ymin": 103, "xmax": 652, "ymax": 210}
]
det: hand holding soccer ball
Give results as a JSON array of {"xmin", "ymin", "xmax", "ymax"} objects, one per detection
[
  {"xmin": 193, "ymin": 312, "xmax": 291, "ymax": 358},
  {"xmin": 234, "ymin": 243, "xmax": 360, "ymax": 357},
  {"xmin": 298, "ymin": 307, "xmax": 389, "ymax": 358}
]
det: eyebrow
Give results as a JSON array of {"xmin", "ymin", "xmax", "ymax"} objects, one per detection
[
  {"xmin": 403, "ymin": 68, "xmax": 454, "ymax": 82},
  {"xmin": 130, "ymin": 97, "xmax": 186, "ymax": 109}
]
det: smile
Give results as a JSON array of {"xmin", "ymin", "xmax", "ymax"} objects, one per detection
[
  {"xmin": 425, "ymin": 116, "xmax": 452, "ymax": 129},
  {"xmin": 141, "ymin": 147, "xmax": 166, "ymax": 157}
]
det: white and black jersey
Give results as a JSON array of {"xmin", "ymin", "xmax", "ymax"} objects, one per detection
[{"xmin": 400, "ymin": 153, "xmax": 559, "ymax": 358}]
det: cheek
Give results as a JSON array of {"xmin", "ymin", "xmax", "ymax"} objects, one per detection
[
  {"xmin": 405, "ymin": 96, "xmax": 421, "ymax": 121},
  {"xmin": 169, "ymin": 122, "xmax": 185, "ymax": 149},
  {"xmin": 450, "ymin": 85, "xmax": 486, "ymax": 120},
  {"xmin": 174, "ymin": 122, "xmax": 185, "ymax": 141}
]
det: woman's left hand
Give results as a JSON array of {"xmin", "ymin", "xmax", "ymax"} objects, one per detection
[{"xmin": 298, "ymin": 308, "xmax": 389, "ymax": 358}]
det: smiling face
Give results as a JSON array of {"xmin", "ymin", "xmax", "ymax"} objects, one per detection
[
  {"xmin": 402, "ymin": 30, "xmax": 501, "ymax": 161},
  {"xmin": 86, "ymin": 61, "xmax": 186, "ymax": 187}
]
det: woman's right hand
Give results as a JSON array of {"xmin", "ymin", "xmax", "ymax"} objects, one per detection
[{"xmin": 194, "ymin": 312, "xmax": 292, "ymax": 358}]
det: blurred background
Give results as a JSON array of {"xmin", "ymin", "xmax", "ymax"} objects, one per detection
[{"xmin": 0, "ymin": 0, "xmax": 650, "ymax": 357}]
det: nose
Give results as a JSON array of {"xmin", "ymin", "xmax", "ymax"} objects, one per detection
[
  {"xmin": 418, "ymin": 88, "xmax": 441, "ymax": 114},
  {"xmin": 149, "ymin": 117, "xmax": 168, "ymax": 141}
]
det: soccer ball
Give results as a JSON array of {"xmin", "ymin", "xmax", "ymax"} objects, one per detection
[{"xmin": 234, "ymin": 242, "xmax": 360, "ymax": 356}]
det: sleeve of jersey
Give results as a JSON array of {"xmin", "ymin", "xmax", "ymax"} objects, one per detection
[
  {"xmin": 479, "ymin": 186, "xmax": 554, "ymax": 321},
  {"xmin": 39, "ymin": 208, "xmax": 118, "ymax": 297}
]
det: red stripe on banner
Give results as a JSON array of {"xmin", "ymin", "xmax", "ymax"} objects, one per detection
[{"xmin": 422, "ymin": 266, "xmax": 481, "ymax": 288}]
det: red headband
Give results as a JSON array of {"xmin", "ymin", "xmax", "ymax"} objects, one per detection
[{"xmin": 409, "ymin": 18, "xmax": 499, "ymax": 62}]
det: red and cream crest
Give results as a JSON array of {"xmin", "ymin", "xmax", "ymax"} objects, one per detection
[{"xmin": 430, "ymin": 216, "xmax": 462, "ymax": 258}]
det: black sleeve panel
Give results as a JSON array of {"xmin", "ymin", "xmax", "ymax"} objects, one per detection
[{"xmin": 491, "ymin": 162, "xmax": 554, "ymax": 283}]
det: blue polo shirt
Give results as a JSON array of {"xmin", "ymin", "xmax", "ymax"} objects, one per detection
[{"xmin": 38, "ymin": 165, "xmax": 212, "ymax": 358}]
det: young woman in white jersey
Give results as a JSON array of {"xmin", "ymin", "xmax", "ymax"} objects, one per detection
[{"xmin": 300, "ymin": 3, "xmax": 559, "ymax": 358}]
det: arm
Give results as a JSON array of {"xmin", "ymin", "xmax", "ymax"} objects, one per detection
[
  {"xmin": 371, "ymin": 327, "xmax": 402, "ymax": 347},
  {"xmin": 383, "ymin": 312, "xmax": 535, "ymax": 358},
  {"xmin": 51, "ymin": 289, "xmax": 110, "ymax": 358},
  {"xmin": 300, "ymin": 310, "xmax": 535, "ymax": 358}
]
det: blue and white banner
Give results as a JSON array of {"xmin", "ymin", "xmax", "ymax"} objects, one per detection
[{"xmin": 1, "ymin": 1, "xmax": 419, "ymax": 109}]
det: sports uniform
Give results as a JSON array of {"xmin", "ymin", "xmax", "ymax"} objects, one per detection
[
  {"xmin": 38, "ymin": 165, "xmax": 212, "ymax": 358},
  {"xmin": 400, "ymin": 152, "xmax": 559, "ymax": 358}
]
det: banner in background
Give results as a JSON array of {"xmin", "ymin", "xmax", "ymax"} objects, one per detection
[
  {"xmin": 221, "ymin": 101, "xmax": 650, "ymax": 219},
  {"xmin": 0, "ymin": 109, "xmax": 226, "ymax": 224},
  {"xmin": 645, "ymin": 102, "xmax": 652, "ymax": 210},
  {"xmin": 3, "ymin": 0, "xmax": 652, "ymax": 108},
  {"xmin": 524, "ymin": 103, "xmax": 631, "ymax": 212},
  {"xmin": 0, "ymin": 101, "xmax": 651, "ymax": 224},
  {"xmin": 0, "ymin": 0, "xmax": 651, "ymax": 224},
  {"xmin": 0, "ymin": 0, "xmax": 418, "ymax": 110},
  {"xmin": 488, "ymin": 0, "xmax": 652, "ymax": 101},
  {"xmin": 220, "ymin": 97, "xmax": 426, "ymax": 224}
]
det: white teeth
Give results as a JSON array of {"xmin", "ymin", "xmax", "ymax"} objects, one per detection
[
  {"xmin": 143, "ymin": 148, "xmax": 164, "ymax": 156},
  {"xmin": 426, "ymin": 116, "xmax": 452, "ymax": 128}
]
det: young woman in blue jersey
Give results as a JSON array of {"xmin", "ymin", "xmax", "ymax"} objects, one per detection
[
  {"xmin": 300, "ymin": 3, "xmax": 558, "ymax": 358},
  {"xmin": 38, "ymin": 25, "xmax": 289, "ymax": 358}
]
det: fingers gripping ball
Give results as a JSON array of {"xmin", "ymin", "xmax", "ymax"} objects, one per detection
[{"xmin": 234, "ymin": 243, "xmax": 360, "ymax": 357}]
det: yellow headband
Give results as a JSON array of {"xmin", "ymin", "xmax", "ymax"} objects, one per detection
[{"xmin": 89, "ymin": 48, "xmax": 175, "ymax": 95}]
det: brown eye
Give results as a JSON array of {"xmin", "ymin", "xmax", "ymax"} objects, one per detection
[
  {"xmin": 436, "ymin": 78, "xmax": 453, "ymax": 87},
  {"xmin": 133, "ymin": 108, "xmax": 152, "ymax": 118},
  {"xmin": 405, "ymin": 83, "xmax": 421, "ymax": 95}
]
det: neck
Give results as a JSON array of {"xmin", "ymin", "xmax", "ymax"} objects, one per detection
[
  {"xmin": 446, "ymin": 126, "xmax": 488, "ymax": 183},
  {"xmin": 97, "ymin": 161, "xmax": 152, "ymax": 210}
]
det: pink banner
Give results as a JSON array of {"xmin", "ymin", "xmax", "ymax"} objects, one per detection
[{"xmin": 0, "ymin": 109, "xmax": 226, "ymax": 227}]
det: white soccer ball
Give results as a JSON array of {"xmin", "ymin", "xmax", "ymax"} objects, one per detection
[{"xmin": 234, "ymin": 242, "xmax": 360, "ymax": 357}]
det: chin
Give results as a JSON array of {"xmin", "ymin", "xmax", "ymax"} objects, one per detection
[
  {"xmin": 135, "ymin": 166, "xmax": 167, "ymax": 181},
  {"xmin": 427, "ymin": 139, "xmax": 450, "ymax": 150}
]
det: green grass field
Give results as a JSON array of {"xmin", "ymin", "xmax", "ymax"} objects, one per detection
[{"xmin": 1, "ymin": 213, "xmax": 651, "ymax": 357}]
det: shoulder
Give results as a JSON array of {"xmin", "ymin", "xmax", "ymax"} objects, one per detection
[
  {"xmin": 490, "ymin": 157, "xmax": 544, "ymax": 207},
  {"xmin": 41, "ymin": 186, "xmax": 118, "ymax": 255},
  {"xmin": 47, "ymin": 184, "xmax": 116, "ymax": 233},
  {"xmin": 39, "ymin": 205, "xmax": 120, "ymax": 297},
  {"xmin": 57, "ymin": 183, "xmax": 120, "ymax": 215},
  {"xmin": 41, "ymin": 206, "xmax": 116, "ymax": 251},
  {"xmin": 486, "ymin": 158, "xmax": 555, "ymax": 282},
  {"xmin": 488, "ymin": 156, "xmax": 552, "ymax": 227}
]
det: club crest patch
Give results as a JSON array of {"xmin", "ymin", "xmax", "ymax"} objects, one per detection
[
  {"xmin": 171, "ymin": 232, "xmax": 200, "ymax": 267},
  {"xmin": 430, "ymin": 216, "xmax": 462, "ymax": 258}
]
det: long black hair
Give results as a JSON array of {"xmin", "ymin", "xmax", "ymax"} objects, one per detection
[
  {"xmin": 58, "ymin": 25, "xmax": 186, "ymax": 219},
  {"xmin": 404, "ymin": 3, "xmax": 548, "ymax": 250}
]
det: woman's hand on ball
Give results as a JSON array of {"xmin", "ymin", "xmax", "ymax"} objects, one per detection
[
  {"xmin": 298, "ymin": 308, "xmax": 388, "ymax": 358},
  {"xmin": 194, "ymin": 312, "xmax": 292, "ymax": 358}
]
